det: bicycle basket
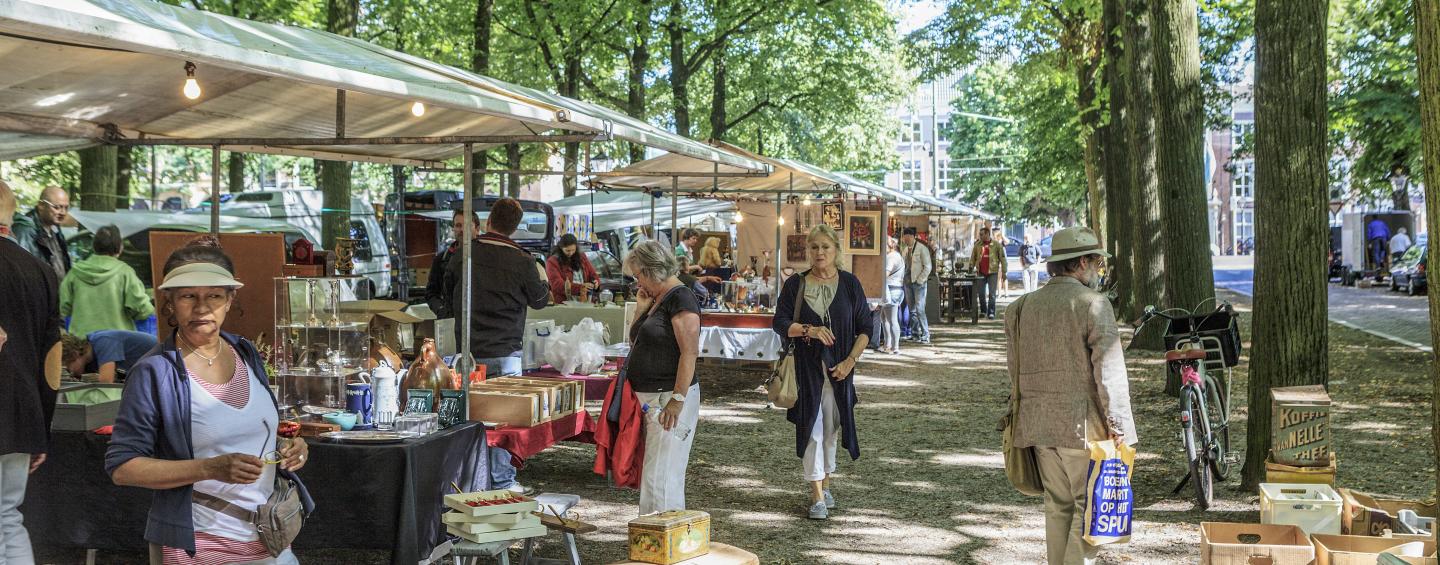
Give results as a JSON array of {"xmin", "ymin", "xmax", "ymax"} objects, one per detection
[{"xmin": 1162, "ymin": 309, "xmax": 1242, "ymax": 368}]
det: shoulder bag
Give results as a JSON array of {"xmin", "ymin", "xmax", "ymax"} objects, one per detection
[
  {"xmin": 998, "ymin": 295, "xmax": 1044, "ymax": 497},
  {"xmin": 765, "ymin": 276, "xmax": 806, "ymax": 409},
  {"xmin": 193, "ymin": 476, "xmax": 305, "ymax": 558}
]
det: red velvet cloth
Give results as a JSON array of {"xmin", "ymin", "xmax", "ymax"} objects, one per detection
[
  {"xmin": 486, "ymin": 411, "xmax": 597, "ymax": 467},
  {"xmin": 592, "ymin": 377, "xmax": 644, "ymax": 489}
]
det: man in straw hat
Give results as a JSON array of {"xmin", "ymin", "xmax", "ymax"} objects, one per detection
[{"xmin": 1003, "ymin": 226, "xmax": 1137, "ymax": 565}]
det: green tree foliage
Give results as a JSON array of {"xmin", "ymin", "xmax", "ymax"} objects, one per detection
[
  {"xmin": 1330, "ymin": 0, "xmax": 1423, "ymax": 206},
  {"xmin": 945, "ymin": 59, "xmax": 1088, "ymax": 224}
]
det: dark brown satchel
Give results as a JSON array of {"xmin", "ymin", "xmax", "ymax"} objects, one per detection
[{"xmin": 999, "ymin": 295, "xmax": 1044, "ymax": 497}]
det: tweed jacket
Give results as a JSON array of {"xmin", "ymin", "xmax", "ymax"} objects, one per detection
[{"xmin": 1004, "ymin": 276, "xmax": 1138, "ymax": 450}]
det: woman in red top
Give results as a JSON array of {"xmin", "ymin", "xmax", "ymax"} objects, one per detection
[{"xmin": 545, "ymin": 234, "xmax": 599, "ymax": 303}]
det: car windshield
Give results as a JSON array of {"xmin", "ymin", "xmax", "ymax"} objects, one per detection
[
  {"xmin": 1403, "ymin": 244, "xmax": 1426, "ymax": 263},
  {"xmin": 441, "ymin": 210, "xmax": 549, "ymax": 241}
]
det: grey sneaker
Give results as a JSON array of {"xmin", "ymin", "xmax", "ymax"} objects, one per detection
[
  {"xmin": 822, "ymin": 489, "xmax": 835, "ymax": 509},
  {"xmin": 808, "ymin": 500, "xmax": 828, "ymax": 520}
]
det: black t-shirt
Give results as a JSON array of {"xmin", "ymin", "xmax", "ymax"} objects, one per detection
[
  {"xmin": 0, "ymin": 237, "xmax": 61, "ymax": 455},
  {"xmin": 626, "ymin": 286, "xmax": 700, "ymax": 392}
]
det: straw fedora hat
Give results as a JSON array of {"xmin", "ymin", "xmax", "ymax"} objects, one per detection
[{"xmin": 1046, "ymin": 227, "xmax": 1111, "ymax": 263}]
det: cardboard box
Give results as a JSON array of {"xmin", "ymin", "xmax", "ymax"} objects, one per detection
[
  {"xmin": 628, "ymin": 510, "xmax": 710, "ymax": 565},
  {"xmin": 467, "ymin": 389, "xmax": 543, "ymax": 427},
  {"xmin": 1312, "ymin": 533, "xmax": 1438, "ymax": 565},
  {"xmin": 1341, "ymin": 489, "xmax": 1440, "ymax": 536},
  {"xmin": 1271, "ymin": 385, "xmax": 1332, "ymax": 467},
  {"xmin": 1200, "ymin": 522, "xmax": 1315, "ymax": 565},
  {"xmin": 338, "ymin": 299, "xmax": 436, "ymax": 354}
]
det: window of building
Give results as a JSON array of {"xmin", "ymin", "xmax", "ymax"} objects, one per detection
[
  {"xmin": 900, "ymin": 119, "xmax": 922, "ymax": 144},
  {"xmin": 936, "ymin": 119, "xmax": 952, "ymax": 141},
  {"xmin": 1232, "ymin": 159, "xmax": 1254, "ymax": 200},
  {"xmin": 1231, "ymin": 121, "xmax": 1254, "ymax": 152},
  {"xmin": 901, "ymin": 160, "xmax": 923, "ymax": 192},
  {"xmin": 1233, "ymin": 208, "xmax": 1255, "ymax": 254},
  {"xmin": 937, "ymin": 160, "xmax": 951, "ymax": 193}
]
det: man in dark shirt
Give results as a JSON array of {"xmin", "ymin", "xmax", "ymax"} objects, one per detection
[
  {"xmin": 0, "ymin": 179, "xmax": 62, "ymax": 563},
  {"xmin": 11, "ymin": 185, "xmax": 71, "ymax": 279},
  {"xmin": 444, "ymin": 198, "xmax": 548, "ymax": 493},
  {"xmin": 424, "ymin": 209, "xmax": 480, "ymax": 319}
]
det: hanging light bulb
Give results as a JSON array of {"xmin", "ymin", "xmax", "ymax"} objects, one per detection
[
  {"xmin": 734, "ymin": 210, "xmax": 744, "ymax": 223},
  {"xmin": 411, "ymin": 101, "xmax": 426, "ymax": 117},
  {"xmin": 182, "ymin": 61, "xmax": 201, "ymax": 100},
  {"xmin": 802, "ymin": 196, "xmax": 812, "ymax": 206},
  {"xmin": 778, "ymin": 215, "xmax": 786, "ymax": 226}
]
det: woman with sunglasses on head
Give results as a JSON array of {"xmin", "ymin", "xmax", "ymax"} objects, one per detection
[
  {"xmin": 107, "ymin": 238, "xmax": 312, "ymax": 565},
  {"xmin": 771, "ymin": 225, "xmax": 872, "ymax": 520}
]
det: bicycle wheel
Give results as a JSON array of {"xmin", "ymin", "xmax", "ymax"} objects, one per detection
[
  {"xmin": 1204, "ymin": 373, "xmax": 1233, "ymax": 481},
  {"xmin": 1184, "ymin": 388, "xmax": 1215, "ymax": 510}
]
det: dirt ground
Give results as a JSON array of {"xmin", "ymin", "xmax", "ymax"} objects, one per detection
[{"xmin": 37, "ymin": 289, "xmax": 1436, "ymax": 564}]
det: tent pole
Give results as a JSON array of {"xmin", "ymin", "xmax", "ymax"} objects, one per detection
[
  {"xmin": 670, "ymin": 176, "xmax": 678, "ymax": 250},
  {"xmin": 650, "ymin": 192, "xmax": 656, "ymax": 238},
  {"xmin": 776, "ymin": 174, "xmax": 789, "ymax": 296},
  {"xmin": 210, "ymin": 145, "xmax": 220, "ymax": 234},
  {"xmin": 461, "ymin": 144, "xmax": 474, "ymax": 367},
  {"xmin": 393, "ymin": 165, "xmax": 408, "ymax": 302}
]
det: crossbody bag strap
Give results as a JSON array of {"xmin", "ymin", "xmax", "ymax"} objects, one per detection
[
  {"xmin": 192, "ymin": 490, "xmax": 258, "ymax": 524},
  {"xmin": 780, "ymin": 275, "xmax": 807, "ymax": 358}
]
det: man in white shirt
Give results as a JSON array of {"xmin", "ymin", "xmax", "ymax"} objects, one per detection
[
  {"xmin": 1390, "ymin": 227, "xmax": 1413, "ymax": 263},
  {"xmin": 900, "ymin": 227, "xmax": 933, "ymax": 344},
  {"xmin": 674, "ymin": 228, "xmax": 702, "ymax": 274}
]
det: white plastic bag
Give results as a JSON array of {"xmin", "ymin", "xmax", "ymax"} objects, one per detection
[{"xmin": 543, "ymin": 318, "xmax": 608, "ymax": 375}]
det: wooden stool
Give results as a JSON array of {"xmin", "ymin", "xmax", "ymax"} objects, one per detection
[
  {"xmin": 606, "ymin": 543, "xmax": 759, "ymax": 565},
  {"xmin": 520, "ymin": 493, "xmax": 588, "ymax": 565}
]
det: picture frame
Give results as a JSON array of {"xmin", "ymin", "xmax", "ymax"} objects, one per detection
[
  {"xmin": 786, "ymin": 234, "xmax": 808, "ymax": 263},
  {"xmin": 821, "ymin": 202, "xmax": 844, "ymax": 232},
  {"xmin": 845, "ymin": 211, "xmax": 882, "ymax": 256}
]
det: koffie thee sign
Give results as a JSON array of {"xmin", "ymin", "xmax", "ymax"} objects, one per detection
[{"xmin": 1271, "ymin": 385, "xmax": 1332, "ymax": 467}]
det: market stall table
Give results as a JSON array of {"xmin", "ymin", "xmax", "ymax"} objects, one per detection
[
  {"xmin": 697, "ymin": 312, "xmax": 782, "ymax": 361},
  {"xmin": 23, "ymin": 424, "xmax": 488, "ymax": 565},
  {"xmin": 939, "ymin": 275, "xmax": 982, "ymax": 324},
  {"xmin": 525, "ymin": 364, "xmax": 618, "ymax": 401},
  {"xmin": 488, "ymin": 411, "xmax": 598, "ymax": 468}
]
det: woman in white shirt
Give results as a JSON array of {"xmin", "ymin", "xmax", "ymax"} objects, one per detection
[{"xmin": 882, "ymin": 237, "xmax": 904, "ymax": 354}]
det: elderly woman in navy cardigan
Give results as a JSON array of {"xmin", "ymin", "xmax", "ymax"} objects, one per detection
[{"xmin": 772, "ymin": 224, "xmax": 872, "ymax": 520}]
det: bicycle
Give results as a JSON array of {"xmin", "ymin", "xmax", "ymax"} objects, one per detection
[{"xmin": 1135, "ymin": 300, "xmax": 1242, "ymax": 510}]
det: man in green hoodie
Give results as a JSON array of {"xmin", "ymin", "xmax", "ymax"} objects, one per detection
[{"xmin": 59, "ymin": 225, "xmax": 154, "ymax": 336}]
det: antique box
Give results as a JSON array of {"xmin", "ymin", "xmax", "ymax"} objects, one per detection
[
  {"xmin": 1270, "ymin": 385, "xmax": 1332, "ymax": 467},
  {"xmin": 467, "ymin": 389, "xmax": 543, "ymax": 427},
  {"xmin": 472, "ymin": 383, "xmax": 554, "ymax": 421},
  {"xmin": 492, "ymin": 376, "xmax": 584, "ymax": 415},
  {"xmin": 1266, "ymin": 453, "xmax": 1337, "ymax": 486},
  {"xmin": 1200, "ymin": 522, "xmax": 1315, "ymax": 565},
  {"xmin": 1341, "ymin": 489, "xmax": 1440, "ymax": 536},
  {"xmin": 628, "ymin": 510, "xmax": 711, "ymax": 565}
]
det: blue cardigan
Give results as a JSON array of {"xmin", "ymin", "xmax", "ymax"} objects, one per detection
[
  {"xmin": 772, "ymin": 271, "xmax": 872, "ymax": 461},
  {"xmin": 105, "ymin": 331, "xmax": 314, "ymax": 554}
]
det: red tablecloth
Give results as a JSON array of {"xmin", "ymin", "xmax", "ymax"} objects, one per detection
[
  {"xmin": 524, "ymin": 365, "xmax": 617, "ymax": 401},
  {"xmin": 487, "ymin": 410, "xmax": 597, "ymax": 467}
]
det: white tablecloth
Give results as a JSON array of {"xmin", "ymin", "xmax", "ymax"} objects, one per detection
[{"xmin": 699, "ymin": 327, "xmax": 783, "ymax": 361}]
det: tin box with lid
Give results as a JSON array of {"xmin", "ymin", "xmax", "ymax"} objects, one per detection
[{"xmin": 628, "ymin": 510, "xmax": 710, "ymax": 564}]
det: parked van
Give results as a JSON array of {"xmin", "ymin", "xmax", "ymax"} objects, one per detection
[
  {"xmin": 209, "ymin": 190, "xmax": 394, "ymax": 297},
  {"xmin": 389, "ymin": 191, "xmax": 553, "ymax": 300}
]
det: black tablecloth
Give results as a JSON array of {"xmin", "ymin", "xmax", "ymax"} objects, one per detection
[{"xmin": 23, "ymin": 423, "xmax": 489, "ymax": 565}]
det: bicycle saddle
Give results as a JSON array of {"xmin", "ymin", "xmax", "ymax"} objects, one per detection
[{"xmin": 1166, "ymin": 349, "xmax": 1207, "ymax": 362}]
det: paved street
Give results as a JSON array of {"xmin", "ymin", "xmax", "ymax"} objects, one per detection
[{"xmin": 1211, "ymin": 255, "xmax": 1431, "ymax": 350}]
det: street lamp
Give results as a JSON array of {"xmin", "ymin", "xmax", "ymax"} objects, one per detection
[
  {"xmin": 1389, "ymin": 167, "xmax": 1410, "ymax": 206},
  {"xmin": 590, "ymin": 150, "xmax": 615, "ymax": 174}
]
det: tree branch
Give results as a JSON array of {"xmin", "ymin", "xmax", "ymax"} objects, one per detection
[
  {"xmin": 520, "ymin": 0, "xmax": 565, "ymax": 89},
  {"xmin": 685, "ymin": 5, "xmax": 770, "ymax": 72},
  {"xmin": 581, "ymin": 72, "xmax": 628, "ymax": 108},
  {"xmin": 725, "ymin": 90, "xmax": 818, "ymax": 130}
]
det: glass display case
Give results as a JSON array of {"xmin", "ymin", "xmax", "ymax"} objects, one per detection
[
  {"xmin": 719, "ymin": 280, "xmax": 773, "ymax": 313},
  {"xmin": 274, "ymin": 277, "xmax": 371, "ymax": 413}
]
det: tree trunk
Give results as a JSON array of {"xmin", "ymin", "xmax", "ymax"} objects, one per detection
[
  {"xmin": 668, "ymin": 0, "xmax": 691, "ymax": 138},
  {"xmin": 628, "ymin": 0, "xmax": 653, "ymax": 162},
  {"xmin": 709, "ymin": 39, "xmax": 729, "ymax": 141},
  {"xmin": 1150, "ymin": 0, "xmax": 1215, "ymax": 313},
  {"xmin": 561, "ymin": 55, "xmax": 581, "ymax": 197},
  {"xmin": 1411, "ymin": 0, "xmax": 1440, "ymax": 509},
  {"xmin": 473, "ymin": 0, "xmax": 493, "ymax": 74},
  {"xmin": 78, "ymin": 146, "xmax": 117, "ymax": 212},
  {"xmin": 227, "ymin": 152, "xmax": 245, "ymax": 193},
  {"xmin": 321, "ymin": 0, "xmax": 357, "ymax": 249},
  {"xmin": 1078, "ymin": 51, "xmax": 1107, "ymax": 235},
  {"xmin": 1126, "ymin": 0, "xmax": 1168, "ymax": 352},
  {"xmin": 116, "ymin": 145, "xmax": 133, "ymax": 209},
  {"xmin": 1392, "ymin": 177, "xmax": 1412, "ymax": 211},
  {"xmin": 507, "ymin": 143, "xmax": 521, "ymax": 197},
  {"xmin": 1243, "ymin": 0, "xmax": 1331, "ymax": 491},
  {"xmin": 1103, "ymin": 0, "xmax": 1132, "ymax": 317}
]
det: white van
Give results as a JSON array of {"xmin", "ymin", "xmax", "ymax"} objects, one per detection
[{"xmin": 216, "ymin": 190, "xmax": 394, "ymax": 297}]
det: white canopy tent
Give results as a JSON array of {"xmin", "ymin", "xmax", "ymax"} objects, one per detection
[{"xmin": 549, "ymin": 191, "xmax": 734, "ymax": 233}]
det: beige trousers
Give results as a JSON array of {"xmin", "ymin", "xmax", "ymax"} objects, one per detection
[{"xmin": 1035, "ymin": 447, "xmax": 1098, "ymax": 565}]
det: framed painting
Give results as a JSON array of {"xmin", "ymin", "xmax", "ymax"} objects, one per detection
[
  {"xmin": 821, "ymin": 202, "xmax": 844, "ymax": 232},
  {"xmin": 786, "ymin": 234, "xmax": 808, "ymax": 263},
  {"xmin": 845, "ymin": 211, "xmax": 881, "ymax": 255}
]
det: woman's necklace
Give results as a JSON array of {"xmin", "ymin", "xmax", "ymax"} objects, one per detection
[
  {"xmin": 811, "ymin": 268, "xmax": 838, "ymax": 281},
  {"xmin": 179, "ymin": 334, "xmax": 221, "ymax": 367}
]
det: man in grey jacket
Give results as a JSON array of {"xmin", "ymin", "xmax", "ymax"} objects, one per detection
[
  {"xmin": 1004, "ymin": 226, "xmax": 1137, "ymax": 565},
  {"xmin": 900, "ymin": 227, "xmax": 933, "ymax": 344}
]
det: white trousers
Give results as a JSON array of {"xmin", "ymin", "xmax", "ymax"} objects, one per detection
[
  {"xmin": 1023, "ymin": 266, "xmax": 1041, "ymax": 293},
  {"xmin": 0, "ymin": 453, "xmax": 34, "ymax": 565},
  {"xmin": 1035, "ymin": 447, "xmax": 1098, "ymax": 565},
  {"xmin": 802, "ymin": 378, "xmax": 840, "ymax": 482},
  {"xmin": 635, "ymin": 384, "xmax": 701, "ymax": 516}
]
